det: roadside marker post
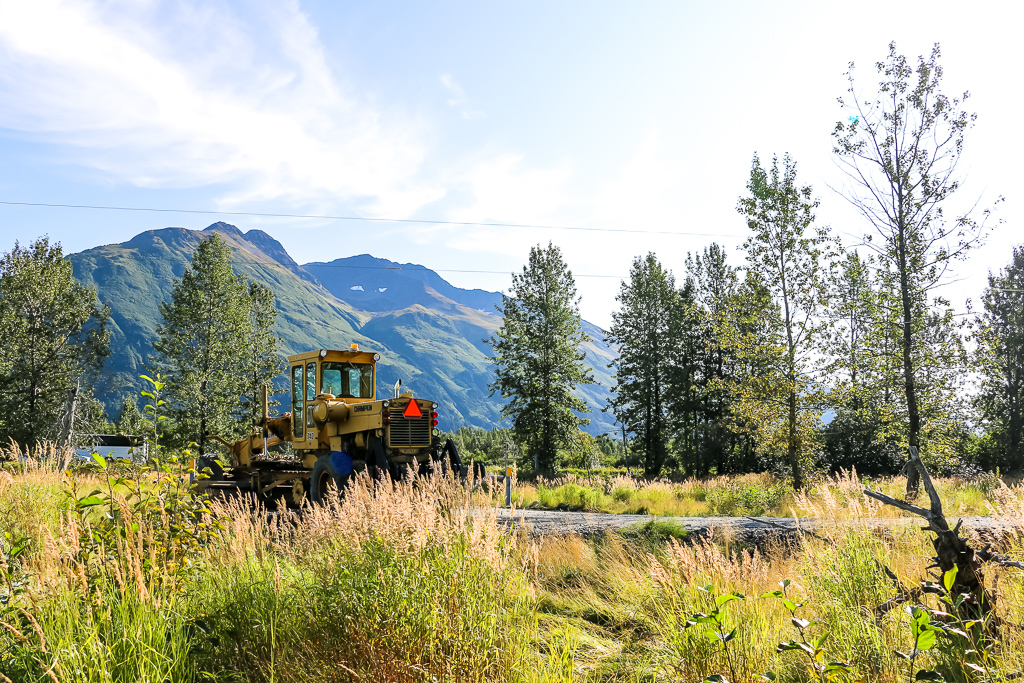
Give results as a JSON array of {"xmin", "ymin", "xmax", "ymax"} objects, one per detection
[{"xmin": 502, "ymin": 437, "xmax": 513, "ymax": 508}]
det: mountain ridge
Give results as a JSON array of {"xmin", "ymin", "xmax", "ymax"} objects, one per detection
[{"xmin": 68, "ymin": 223, "xmax": 617, "ymax": 437}]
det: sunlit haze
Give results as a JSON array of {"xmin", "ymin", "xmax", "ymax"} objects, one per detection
[{"xmin": 0, "ymin": 0, "xmax": 1020, "ymax": 328}]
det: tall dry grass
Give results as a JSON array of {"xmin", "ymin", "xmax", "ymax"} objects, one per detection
[
  {"xmin": 521, "ymin": 472, "xmax": 1024, "ymax": 682},
  {"xmin": 7, "ymin": 454, "xmax": 1024, "ymax": 682},
  {"xmin": 1, "ymin": 463, "xmax": 538, "ymax": 683},
  {"xmin": 0, "ymin": 442, "xmax": 95, "ymax": 551},
  {"xmin": 530, "ymin": 524, "xmax": 1024, "ymax": 681},
  {"xmin": 507, "ymin": 468, "xmax": 1021, "ymax": 521}
]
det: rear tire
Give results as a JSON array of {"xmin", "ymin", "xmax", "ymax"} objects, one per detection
[
  {"xmin": 310, "ymin": 456, "xmax": 341, "ymax": 505},
  {"xmin": 472, "ymin": 461, "xmax": 487, "ymax": 481},
  {"xmin": 196, "ymin": 455, "xmax": 225, "ymax": 480}
]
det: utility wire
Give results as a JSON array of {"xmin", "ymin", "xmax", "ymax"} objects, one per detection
[
  {"xmin": 299, "ymin": 264, "xmax": 626, "ymax": 280},
  {"xmin": 0, "ymin": 200, "xmax": 745, "ymax": 238}
]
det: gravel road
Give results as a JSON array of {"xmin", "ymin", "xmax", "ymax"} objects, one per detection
[{"xmin": 496, "ymin": 508, "xmax": 1023, "ymax": 546}]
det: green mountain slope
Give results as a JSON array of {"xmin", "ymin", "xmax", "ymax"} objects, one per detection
[{"xmin": 68, "ymin": 223, "xmax": 617, "ymax": 437}]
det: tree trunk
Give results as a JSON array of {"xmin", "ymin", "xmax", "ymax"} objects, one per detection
[
  {"xmin": 60, "ymin": 383, "xmax": 79, "ymax": 450},
  {"xmin": 653, "ymin": 369, "xmax": 663, "ymax": 476},
  {"xmin": 199, "ymin": 412, "xmax": 207, "ymax": 457},
  {"xmin": 1008, "ymin": 364, "xmax": 1022, "ymax": 462},
  {"xmin": 788, "ymin": 385, "xmax": 801, "ymax": 489},
  {"xmin": 898, "ymin": 227, "xmax": 922, "ymax": 499},
  {"xmin": 780, "ymin": 264, "xmax": 802, "ymax": 489}
]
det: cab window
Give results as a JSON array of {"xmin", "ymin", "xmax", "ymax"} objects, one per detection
[
  {"xmin": 306, "ymin": 362, "xmax": 317, "ymax": 427},
  {"xmin": 291, "ymin": 365, "xmax": 304, "ymax": 439},
  {"xmin": 306, "ymin": 363, "xmax": 317, "ymax": 401},
  {"xmin": 321, "ymin": 362, "xmax": 374, "ymax": 399}
]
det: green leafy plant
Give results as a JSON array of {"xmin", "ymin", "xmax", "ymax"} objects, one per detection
[
  {"xmin": 918, "ymin": 565, "xmax": 1001, "ymax": 681},
  {"xmin": 140, "ymin": 372, "xmax": 169, "ymax": 447},
  {"xmin": 0, "ymin": 532, "xmax": 29, "ymax": 607},
  {"xmin": 761, "ymin": 578, "xmax": 856, "ymax": 682},
  {"xmin": 705, "ymin": 481, "xmax": 791, "ymax": 516},
  {"xmin": 681, "ymin": 586, "xmax": 747, "ymax": 683},
  {"xmin": 896, "ymin": 605, "xmax": 944, "ymax": 683},
  {"xmin": 62, "ymin": 374, "xmax": 224, "ymax": 595}
]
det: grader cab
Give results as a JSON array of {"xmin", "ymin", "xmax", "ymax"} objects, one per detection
[{"xmin": 200, "ymin": 345, "xmax": 464, "ymax": 506}]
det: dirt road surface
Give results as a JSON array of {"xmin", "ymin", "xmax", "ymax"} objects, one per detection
[{"xmin": 496, "ymin": 508, "xmax": 1022, "ymax": 546}]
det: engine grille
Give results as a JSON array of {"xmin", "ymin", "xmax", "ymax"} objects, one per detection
[{"xmin": 387, "ymin": 408, "xmax": 431, "ymax": 447}]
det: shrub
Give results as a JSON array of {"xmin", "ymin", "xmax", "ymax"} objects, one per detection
[{"xmin": 705, "ymin": 481, "xmax": 791, "ymax": 516}]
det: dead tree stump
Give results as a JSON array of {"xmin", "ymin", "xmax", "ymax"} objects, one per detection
[{"xmin": 865, "ymin": 454, "xmax": 1005, "ymax": 625}]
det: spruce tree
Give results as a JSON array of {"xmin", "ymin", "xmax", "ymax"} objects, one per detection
[
  {"xmin": 821, "ymin": 252, "xmax": 903, "ymax": 474},
  {"xmin": 975, "ymin": 246, "xmax": 1024, "ymax": 468},
  {"xmin": 239, "ymin": 280, "xmax": 285, "ymax": 425},
  {"xmin": 153, "ymin": 234, "xmax": 251, "ymax": 454},
  {"xmin": 116, "ymin": 395, "xmax": 149, "ymax": 439},
  {"xmin": 487, "ymin": 242, "xmax": 595, "ymax": 477},
  {"xmin": 684, "ymin": 244, "xmax": 743, "ymax": 474},
  {"xmin": 715, "ymin": 271, "xmax": 787, "ymax": 474},
  {"xmin": 606, "ymin": 253, "xmax": 678, "ymax": 477}
]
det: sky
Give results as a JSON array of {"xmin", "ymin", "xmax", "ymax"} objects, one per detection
[{"xmin": 0, "ymin": 0, "xmax": 1020, "ymax": 329}]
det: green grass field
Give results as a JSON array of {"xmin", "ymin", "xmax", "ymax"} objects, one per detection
[
  {"xmin": 487, "ymin": 469, "xmax": 1005, "ymax": 519},
  {"xmin": 4, "ymin": 448, "xmax": 1024, "ymax": 682}
]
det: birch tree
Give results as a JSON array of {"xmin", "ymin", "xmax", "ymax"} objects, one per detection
[
  {"xmin": 0, "ymin": 238, "xmax": 109, "ymax": 447},
  {"xmin": 833, "ymin": 42, "xmax": 997, "ymax": 496},
  {"xmin": 737, "ymin": 153, "xmax": 833, "ymax": 488}
]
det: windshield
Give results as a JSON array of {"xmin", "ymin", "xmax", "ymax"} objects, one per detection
[{"xmin": 321, "ymin": 362, "xmax": 374, "ymax": 399}]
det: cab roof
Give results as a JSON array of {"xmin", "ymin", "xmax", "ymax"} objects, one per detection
[{"xmin": 287, "ymin": 348, "xmax": 378, "ymax": 364}]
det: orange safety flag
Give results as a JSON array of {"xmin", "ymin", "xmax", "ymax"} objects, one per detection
[{"xmin": 403, "ymin": 400, "xmax": 422, "ymax": 418}]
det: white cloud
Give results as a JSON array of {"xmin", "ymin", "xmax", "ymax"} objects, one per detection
[
  {"xmin": 440, "ymin": 153, "xmax": 578, "ymax": 255},
  {"xmin": 0, "ymin": 0, "xmax": 444, "ymax": 216},
  {"xmin": 0, "ymin": 0, "xmax": 703, "ymax": 325},
  {"xmin": 595, "ymin": 128, "xmax": 689, "ymax": 229},
  {"xmin": 439, "ymin": 73, "xmax": 485, "ymax": 120}
]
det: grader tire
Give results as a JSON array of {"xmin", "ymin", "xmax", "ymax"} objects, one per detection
[
  {"xmin": 310, "ymin": 456, "xmax": 341, "ymax": 505},
  {"xmin": 196, "ymin": 455, "xmax": 225, "ymax": 480}
]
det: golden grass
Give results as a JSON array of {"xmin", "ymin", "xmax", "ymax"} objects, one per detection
[
  {"xmin": 526, "ymin": 518, "xmax": 1024, "ymax": 681},
  {"xmin": 7, "ymin": 455, "xmax": 1024, "ymax": 681},
  {"xmin": 496, "ymin": 467, "xmax": 1024, "ymax": 522},
  {"xmin": 521, "ymin": 471, "xmax": 1024, "ymax": 681},
  {"xmin": 3, "ymin": 463, "xmax": 535, "ymax": 682}
]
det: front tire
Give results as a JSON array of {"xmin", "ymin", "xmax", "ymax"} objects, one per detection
[{"xmin": 310, "ymin": 455, "xmax": 341, "ymax": 505}]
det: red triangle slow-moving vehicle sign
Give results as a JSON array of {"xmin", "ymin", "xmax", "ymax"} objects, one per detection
[{"xmin": 403, "ymin": 400, "xmax": 422, "ymax": 418}]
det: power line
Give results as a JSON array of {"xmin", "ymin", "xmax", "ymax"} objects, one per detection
[
  {"xmin": 0, "ymin": 200, "xmax": 745, "ymax": 238},
  {"xmin": 304, "ymin": 262, "xmax": 626, "ymax": 279}
]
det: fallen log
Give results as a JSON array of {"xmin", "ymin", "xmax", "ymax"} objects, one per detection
[{"xmin": 864, "ymin": 451, "xmax": 1017, "ymax": 627}]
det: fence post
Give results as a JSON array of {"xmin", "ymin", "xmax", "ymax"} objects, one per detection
[{"xmin": 503, "ymin": 438, "xmax": 512, "ymax": 508}]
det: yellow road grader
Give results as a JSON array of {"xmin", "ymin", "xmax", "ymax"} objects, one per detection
[{"xmin": 198, "ymin": 345, "xmax": 465, "ymax": 506}]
